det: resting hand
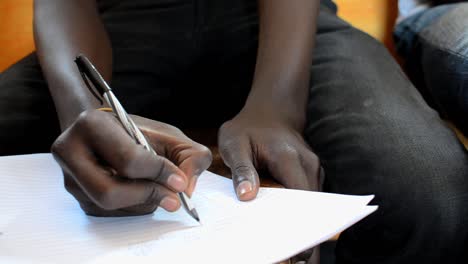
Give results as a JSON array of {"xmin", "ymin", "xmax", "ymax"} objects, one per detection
[{"xmin": 218, "ymin": 109, "xmax": 321, "ymax": 201}]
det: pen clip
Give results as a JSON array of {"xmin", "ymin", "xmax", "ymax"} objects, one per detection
[
  {"xmin": 73, "ymin": 55, "xmax": 200, "ymax": 223},
  {"xmin": 77, "ymin": 66, "xmax": 104, "ymax": 105},
  {"xmin": 75, "ymin": 54, "xmax": 110, "ymax": 105}
]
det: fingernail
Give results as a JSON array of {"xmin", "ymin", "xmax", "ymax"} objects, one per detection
[
  {"xmin": 236, "ymin": 181, "xmax": 253, "ymax": 199},
  {"xmin": 167, "ymin": 174, "xmax": 187, "ymax": 192},
  {"xmin": 160, "ymin": 196, "xmax": 180, "ymax": 212}
]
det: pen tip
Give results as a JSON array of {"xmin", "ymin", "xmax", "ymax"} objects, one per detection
[{"xmin": 191, "ymin": 209, "xmax": 200, "ymax": 223}]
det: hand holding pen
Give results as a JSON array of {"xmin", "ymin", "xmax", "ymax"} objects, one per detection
[{"xmin": 50, "ymin": 54, "xmax": 211, "ymax": 219}]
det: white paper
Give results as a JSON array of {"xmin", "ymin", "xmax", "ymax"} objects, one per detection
[{"xmin": 0, "ymin": 154, "xmax": 377, "ymax": 264}]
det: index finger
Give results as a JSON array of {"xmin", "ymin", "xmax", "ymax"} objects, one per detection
[
  {"xmin": 81, "ymin": 111, "xmax": 189, "ymax": 193},
  {"xmin": 176, "ymin": 143, "xmax": 212, "ymax": 196},
  {"xmin": 54, "ymin": 137, "xmax": 181, "ymax": 212}
]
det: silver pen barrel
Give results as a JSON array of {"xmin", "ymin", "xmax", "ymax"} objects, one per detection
[{"xmin": 104, "ymin": 91, "xmax": 200, "ymax": 223}]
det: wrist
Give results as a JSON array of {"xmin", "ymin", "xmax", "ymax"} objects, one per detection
[
  {"xmin": 242, "ymin": 92, "xmax": 307, "ymax": 131},
  {"xmin": 56, "ymin": 94, "xmax": 100, "ymax": 131},
  {"xmin": 244, "ymin": 74, "xmax": 310, "ymax": 131}
]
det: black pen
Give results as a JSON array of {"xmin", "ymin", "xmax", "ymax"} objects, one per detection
[{"xmin": 75, "ymin": 54, "xmax": 200, "ymax": 222}]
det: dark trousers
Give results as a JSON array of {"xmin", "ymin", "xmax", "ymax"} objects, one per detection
[{"xmin": 1, "ymin": 1, "xmax": 467, "ymax": 263}]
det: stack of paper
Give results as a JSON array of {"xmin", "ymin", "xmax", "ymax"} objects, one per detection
[{"xmin": 0, "ymin": 154, "xmax": 377, "ymax": 264}]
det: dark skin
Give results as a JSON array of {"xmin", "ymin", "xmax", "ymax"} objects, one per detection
[
  {"xmin": 53, "ymin": 110, "xmax": 212, "ymax": 215},
  {"xmin": 34, "ymin": 0, "xmax": 320, "ymax": 226},
  {"xmin": 220, "ymin": 1, "xmax": 321, "ymax": 201},
  {"xmin": 35, "ymin": 0, "xmax": 321, "ymax": 262}
]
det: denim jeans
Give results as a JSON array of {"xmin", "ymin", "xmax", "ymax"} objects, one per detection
[
  {"xmin": 394, "ymin": 2, "xmax": 468, "ymax": 135},
  {"xmin": 1, "ymin": 1, "xmax": 468, "ymax": 263}
]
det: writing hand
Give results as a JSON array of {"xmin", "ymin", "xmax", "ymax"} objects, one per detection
[{"xmin": 52, "ymin": 110, "xmax": 212, "ymax": 216}]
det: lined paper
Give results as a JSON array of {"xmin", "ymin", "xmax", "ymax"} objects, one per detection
[{"xmin": 0, "ymin": 154, "xmax": 377, "ymax": 264}]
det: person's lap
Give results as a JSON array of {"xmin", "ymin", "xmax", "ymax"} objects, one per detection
[
  {"xmin": 0, "ymin": 0, "xmax": 258, "ymax": 154},
  {"xmin": 0, "ymin": 54, "xmax": 60, "ymax": 154},
  {"xmin": 310, "ymin": 7, "xmax": 468, "ymax": 263},
  {"xmin": 1, "ymin": 1, "xmax": 467, "ymax": 263},
  {"xmin": 394, "ymin": 2, "xmax": 468, "ymax": 135}
]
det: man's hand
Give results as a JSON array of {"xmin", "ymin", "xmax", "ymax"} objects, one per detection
[
  {"xmin": 51, "ymin": 110, "xmax": 212, "ymax": 216},
  {"xmin": 218, "ymin": 109, "xmax": 321, "ymax": 201}
]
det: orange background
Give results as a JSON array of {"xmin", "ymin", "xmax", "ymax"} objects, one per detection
[
  {"xmin": 0, "ymin": 0, "xmax": 35, "ymax": 71},
  {"xmin": 0, "ymin": 0, "xmax": 397, "ymax": 71}
]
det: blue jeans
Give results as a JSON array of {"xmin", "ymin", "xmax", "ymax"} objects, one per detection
[{"xmin": 394, "ymin": 2, "xmax": 468, "ymax": 135}]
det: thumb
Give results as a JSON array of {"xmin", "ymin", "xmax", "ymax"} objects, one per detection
[{"xmin": 219, "ymin": 138, "xmax": 260, "ymax": 201}]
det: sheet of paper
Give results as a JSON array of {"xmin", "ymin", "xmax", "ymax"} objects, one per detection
[{"xmin": 0, "ymin": 154, "xmax": 377, "ymax": 264}]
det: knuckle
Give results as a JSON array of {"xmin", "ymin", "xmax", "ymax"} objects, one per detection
[
  {"xmin": 219, "ymin": 136, "xmax": 240, "ymax": 155},
  {"xmin": 143, "ymin": 183, "xmax": 161, "ymax": 205},
  {"xmin": 63, "ymin": 174, "xmax": 79, "ymax": 196},
  {"xmin": 94, "ymin": 184, "xmax": 119, "ymax": 210},
  {"xmin": 75, "ymin": 111, "xmax": 92, "ymax": 129},
  {"xmin": 51, "ymin": 135, "xmax": 73, "ymax": 172},
  {"xmin": 195, "ymin": 145, "xmax": 213, "ymax": 165},
  {"xmin": 169, "ymin": 124, "xmax": 182, "ymax": 134},
  {"xmin": 131, "ymin": 203, "xmax": 159, "ymax": 215},
  {"xmin": 51, "ymin": 136, "xmax": 67, "ymax": 157},
  {"xmin": 79, "ymin": 203, "xmax": 99, "ymax": 216},
  {"xmin": 300, "ymin": 146, "xmax": 320, "ymax": 166},
  {"xmin": 219, "ymin": 120, "xmax": 234, "ymax": 132},
  {"xmin": 153, "ymin": 156, "xmax": 168, "ymax": 181},
  {"xmin": 117, "ymin": 148, "xmax": 140, "ymax": 177},
  {"xmin": 219, "ymin": 122, "xmax": 236, "ymax": 139},
  {"xmin": 233, "ymin": 164, "xmax": 252, "ymax": 176},
  {"xmin": 218, "ymin": 124, "xmax": 244, "ymax": 151},
  {"xmin": 119, "ymin": 165, "xmax": 134, "ymax": 179},
  {"xmin": 158, "ymin": 121, "xmax": 182, "ymax": 134},
  {"xmin": 277, "ymin": 145, "xmax": 300, "ymax": 160},
  {"xmin": 309, "ymin": 152, "xmax": 320, "ymax": 164},
  {"xmin": 232, "ymin": 163, "xmax": 256, "ymax": 184},
  {"xmin": 75, "ymin": 110, "xmax": 105, "ymax": 131}
]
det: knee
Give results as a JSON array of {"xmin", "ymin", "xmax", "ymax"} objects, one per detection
[
  {"xmin": 396, "ymin": 178, "xmax": 467, "ymax": 240},
  {"xmin": 340, "ymin": 167, "xmax": 468, "ymax": 262},
  {"xmin": 343, "ymin": 120, "xmax": 468, "ymax": 248},
  {"xmin": 373, "ymin": 149, "xmax": 468, "ymax": 254},
  {"xmin": 420, "ymin": 3, "xmax": 468, "ymax": 57}
]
